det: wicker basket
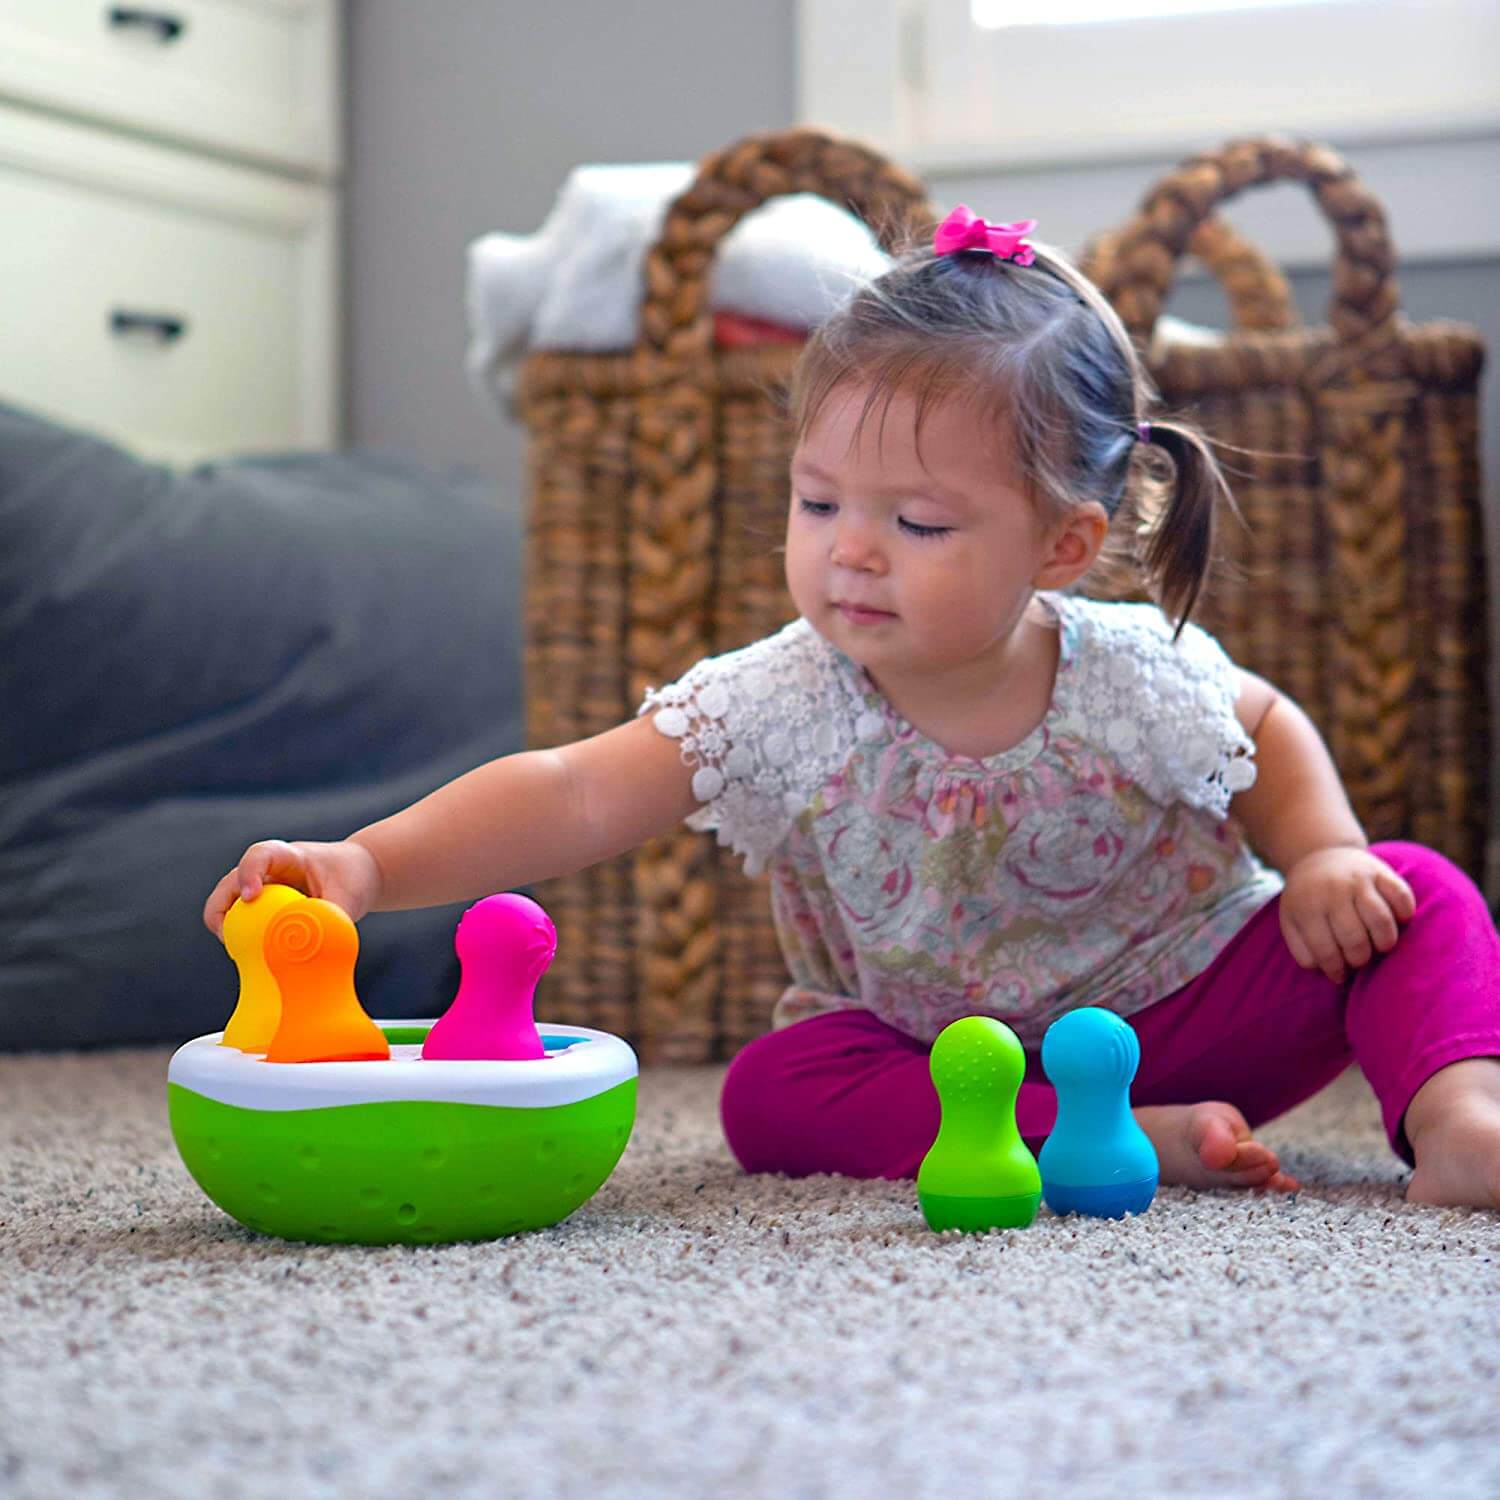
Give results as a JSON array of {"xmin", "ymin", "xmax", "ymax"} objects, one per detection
[
  {"xmin": 1080, "ymin": 137, "xmax": 1488, "ymax": 890},
  {"xmin": 518, "ymin": 128, "xmax": 933, "ymax": 1062}
]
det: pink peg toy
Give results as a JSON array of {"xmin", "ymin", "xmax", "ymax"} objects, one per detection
[{"xmin": 420, "ymin": 893, "xmax": 556, "ymax": 1061}]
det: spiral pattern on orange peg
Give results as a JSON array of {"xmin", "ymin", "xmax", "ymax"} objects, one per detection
[{"xmin": 267, "ymin": 907, "xmax": 325, "ymax": 965}]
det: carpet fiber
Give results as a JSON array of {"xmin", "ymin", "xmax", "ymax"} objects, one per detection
[{"xmin": 2, "ymin": 1049, "xmax": 1497, "ymax": 1499}]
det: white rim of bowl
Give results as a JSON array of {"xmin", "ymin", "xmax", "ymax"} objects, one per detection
[{"xmin": 167, "ymin": 1021, "xmax": 638, "ymax": 1111}]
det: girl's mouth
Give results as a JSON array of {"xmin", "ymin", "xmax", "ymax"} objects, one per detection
[{"xmin": 836, "ymin": 603, "xmax": 896, "ymax": 626}]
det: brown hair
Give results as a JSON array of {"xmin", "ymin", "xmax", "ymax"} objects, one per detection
[{"xmin": 788, "ymin": 234, "xmax": 1238, "ymax": 633}]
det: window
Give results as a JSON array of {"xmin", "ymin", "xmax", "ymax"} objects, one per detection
[{"xmin": 797, "ymin": 0, "xmax": 1500, "ymax": 171}]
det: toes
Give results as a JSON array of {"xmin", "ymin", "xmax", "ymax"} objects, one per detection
[
  {"xmin": 1232, "ymin": 1140, "xmax": 1271, "ymax": 1169},
  {"xmin": 1193, "ymin": 1113, "xmax": 1242, "ymax": 1172},
  {"xmin": 1230, "ymin": 1143, "xmax": 1296, "ymax": 1187},
  {"xmin": 1225, "ymin": 1161, "xmax": 1278, "ymax": 1187},
  {"xmin": 1185, "ymin": 1105, "xmax": 1301, "ymax": 1192},
  {"xmin": 1253, "ymin": 1169, "xmax": 1303, "ymax": 1194}
]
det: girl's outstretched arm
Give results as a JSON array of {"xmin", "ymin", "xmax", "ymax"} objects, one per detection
[
  {"xmin": 348, "ymin": 713, "xmax": 700, "ymax": 912},
  {"xmin": 203, "ymin": 716, "xmax": 700, "ymax": 937}
]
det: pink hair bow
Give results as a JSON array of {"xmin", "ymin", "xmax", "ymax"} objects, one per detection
[{"xmin": 933, "ymin": 205, "xmax": 1037, "ymax": 266}]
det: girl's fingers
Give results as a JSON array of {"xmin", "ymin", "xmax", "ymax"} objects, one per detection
[
  {"xmin": 1304, "ymin": 915, "xmax": 1347, "ymax": 983},
  {"xmin": 1328, "ymin": 902, "xmax": 1372, "ymax": 970},
  {"xmin": 237, "ymin": 840, "xmax": 308, "ymax": 901},
  {"xmin": 1282, "ymin": 919, "xmax": 1317, "ymax": 972},
  {"xmin": 203, "ymin": 841, "xmax": 316, "ymax": 940},
  {"xmin": 1285, "ymin": 915, "xmax": 1342, "ymax": 981},
  {"xmin": 1375, "ymin": 867, "xmax": 1417, "ymax": 922},
  {"xmin": 1354, "ymin": 885, "xmax": 1401, "ymax": 954},
  {"xmin": 202, "ymin": 871, "xmax": 240, "ymax": 940},
  {"xmin": 205, "ymin": 840, "xmax": 330, "ymax": 942},
  {"xmin": 236, "ymin": 840, "xmax": 278, "ymax": 899}
]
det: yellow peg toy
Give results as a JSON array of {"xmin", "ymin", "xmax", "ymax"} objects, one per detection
[
  {"xmin": 262, "ymin": 898, "xmax": 390, "ymax": 1064},
  {"xmin": 219, "ymin": 884, "xmax": 308, "ymax": 1052}
]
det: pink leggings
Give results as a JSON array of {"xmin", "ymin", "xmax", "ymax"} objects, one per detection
[{"xmin": 720, "ymin": 842, "xmax": 1500, "ymax": 1178}]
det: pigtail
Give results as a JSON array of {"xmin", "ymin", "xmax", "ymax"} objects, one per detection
[{"xmin": 1138, "ymin": 420, "xmax": 1238, "ymax": 637}]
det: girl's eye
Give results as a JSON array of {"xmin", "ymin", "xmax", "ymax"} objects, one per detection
[
  {"xmin": 899, "ymin": 518, "xmax": 952, "ymax": 540},
  {"xmin": 797, "ymin": 497, "xmax": 835, "ymax": 518},
  {"xmin": 797, "ymin": 497, "xmax": 951, "ymax": 539}
]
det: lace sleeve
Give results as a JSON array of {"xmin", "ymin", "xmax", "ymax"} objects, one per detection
[
  {"xmin": 1163, "ymin": 621, "xmax": 1260, "ymax": 813},
  {"xmin": 636, "ymin": 619, "xmax": 862, "ymax": 875},
  {"xmin": 1064, "ymin": 601, "xmax": 1259, "ymax": 819}
]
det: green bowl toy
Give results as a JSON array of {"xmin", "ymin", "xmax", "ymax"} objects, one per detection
[{"xmin": 168, "ymin": 889, "xmax": 636, "ymax": 1245}]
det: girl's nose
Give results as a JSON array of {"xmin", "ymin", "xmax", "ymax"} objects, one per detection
[{"xmin": 830, "ymin": 519, "xmax": 886, "ymax": 572}]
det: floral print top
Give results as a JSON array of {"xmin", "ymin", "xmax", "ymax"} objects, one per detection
[{"xmin": 639, "ymin": 591, "xmax": 1282, "ymax": 1046}]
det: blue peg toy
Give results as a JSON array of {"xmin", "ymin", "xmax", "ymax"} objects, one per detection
[{"xmin": 1038, "ymin": 1007, "xmax": 1158, "ymax": 1218}]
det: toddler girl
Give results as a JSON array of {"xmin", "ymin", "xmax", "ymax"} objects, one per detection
[{"xmin": 205, "ymin": 207, "xmax": 1500, "ymax": 1211}]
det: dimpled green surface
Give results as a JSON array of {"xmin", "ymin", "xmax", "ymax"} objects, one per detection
[
  {"xmin": 167, "ymin": 1078, "xmax": 636, "ymax": 1245},
  {"xmin": 917, "ymin": 1016, "xmax": 1041, "ymax": 1232}
]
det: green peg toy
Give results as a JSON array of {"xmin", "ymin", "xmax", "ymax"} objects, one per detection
[{"xmin": 918, "ymin": 1015, "xmax": 1041, "ymax": 1232}]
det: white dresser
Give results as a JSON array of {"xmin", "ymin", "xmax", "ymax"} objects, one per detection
[{"xmin": 0, "ymin": 0, "xmax": 341, "ymax": 465}]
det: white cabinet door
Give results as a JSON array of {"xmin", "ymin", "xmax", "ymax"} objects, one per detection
[
  {"xmin": 0, "ymin": 103, "xmax": 336, "ymax": 466},
  {"xmin": 0, "ymin": 0, "xmax": 339, "ymax": 175}
]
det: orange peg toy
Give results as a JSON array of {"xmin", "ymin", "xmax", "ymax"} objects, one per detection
[
  {"xmin": 261, "ymin": 898, "xmax": 390, "ymax": 1064},
  {"xmin": 219, "ymin": 883, "xmax": 308, "ymax": 1052}
]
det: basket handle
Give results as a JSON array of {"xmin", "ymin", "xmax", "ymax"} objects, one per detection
[
  {"xmin": 1083, "ymin": 214, "xmax": 1301, "ymax": 334},
  {"xmin": 1100, "ymin": 137, "xmax": 1398, "ymax": 356},
  {"xmin": 636, "ymin": 127, "xmax": 933, "ymax": 359},
  {"xmin": 624, "ymin": 125, "xmax": 933, "ymax": 709},
  {"xmin": 624, "ymin": 129, "xmax": 931, "ymax": 1061}
]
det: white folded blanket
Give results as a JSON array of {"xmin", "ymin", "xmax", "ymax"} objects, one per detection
[{"xmin": 465, "ymin": 163, "xmax": 892, "ymax": 404}]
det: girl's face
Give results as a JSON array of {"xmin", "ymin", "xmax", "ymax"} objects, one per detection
[{"xmin": 786, "ymin": 382, "xmax": 1066, "ymax": 691}]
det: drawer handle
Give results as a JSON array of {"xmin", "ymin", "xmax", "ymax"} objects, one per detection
[
  {"xmin": 110, "ymin": 309, "xmax": 189, "ymax": 343},
  {"xmin": 105, "ymin": 7, "xmax": 187, "ymax": 43}
]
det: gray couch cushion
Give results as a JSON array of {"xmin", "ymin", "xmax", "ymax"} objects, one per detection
[{"xmin": 0, "ymin": 401, "xmax": 524, "ymax": 1049}]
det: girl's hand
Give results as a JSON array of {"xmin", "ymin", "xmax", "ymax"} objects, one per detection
[
  {"xmin": 202, "ymin": 839, "xmax": 384, "ymax": 942},
  {"xmin": 1278, "ymin": 847, "xmax": 1416, "ymax": 983}
]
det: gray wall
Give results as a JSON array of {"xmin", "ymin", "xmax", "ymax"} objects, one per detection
[{"xmin": 343, "ymin": 0, "xmax": 797, "ymax": 491}]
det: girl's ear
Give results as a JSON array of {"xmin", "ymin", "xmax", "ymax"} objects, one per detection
[{"xmin": 1032, "ymin": 503, "xmax": 1109, "ymax": 590}]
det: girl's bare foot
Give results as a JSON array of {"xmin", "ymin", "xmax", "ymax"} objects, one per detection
[
  {"xmin": 1134, "ymin": 1101, "xmax": 1301, "ymax": 1192},
  {"xmin": 1403, "ymin": 1057, "xmax": 1500, "ymax": 1210}
]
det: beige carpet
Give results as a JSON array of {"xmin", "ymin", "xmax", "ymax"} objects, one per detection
[{"xmin": 2, "ymin": 1048, "xmax": 1497, "ymax": 1500}]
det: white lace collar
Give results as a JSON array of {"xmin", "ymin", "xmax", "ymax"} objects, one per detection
[{"xmin": 825, "ymin": 591, "xmax": 1074, "ymax": 777}]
